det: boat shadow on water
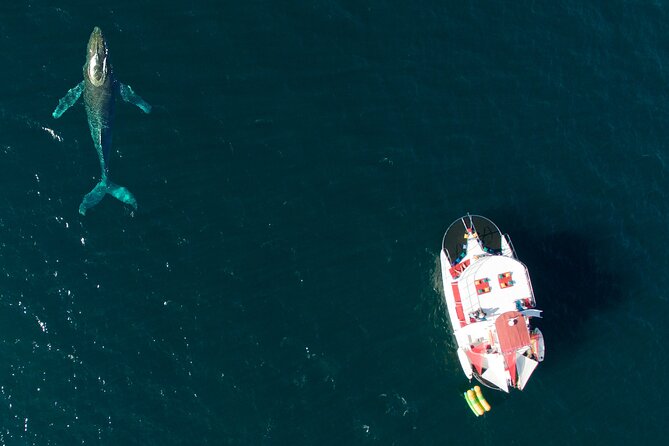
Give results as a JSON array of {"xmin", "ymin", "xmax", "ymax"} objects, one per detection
[{"xmin": 504, "ymin": 228, "xmax": 623, "ymax": 362}]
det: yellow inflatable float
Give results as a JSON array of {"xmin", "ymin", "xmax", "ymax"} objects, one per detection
[
  {"xmin": 474, "ymin": 386, "xmax": 491, "ymax": 412},
  {"xmin": 463, "ymin": 385, "xmax": 491, "ymax": 416}
]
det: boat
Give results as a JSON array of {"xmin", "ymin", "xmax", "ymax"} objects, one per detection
[{"xmin": 440, "ymin": 215, "xmax": 545, "ymax": 392}]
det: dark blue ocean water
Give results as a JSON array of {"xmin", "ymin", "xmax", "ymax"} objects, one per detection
[{"xmin": 1, "ymin": 1, "xmax": 668, "ymax": 444}]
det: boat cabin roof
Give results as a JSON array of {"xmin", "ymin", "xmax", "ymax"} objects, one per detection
[{"xmin": 456, "ymin": 255, "xmax": 533, "ymax": 319}]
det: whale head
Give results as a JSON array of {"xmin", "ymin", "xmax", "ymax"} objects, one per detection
[{"xmin": 85, "ymin": 27, "xmax": 110, "ymax": 87}]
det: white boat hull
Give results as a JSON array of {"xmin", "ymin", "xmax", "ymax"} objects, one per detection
[{"xmin": 440, "ymin": 215, "xmax": 545, "ymax": 392}]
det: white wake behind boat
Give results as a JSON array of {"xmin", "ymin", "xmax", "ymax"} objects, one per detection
[{"xmin": 440, "ymin": 215, "xmax": 545, "ymax": 392}]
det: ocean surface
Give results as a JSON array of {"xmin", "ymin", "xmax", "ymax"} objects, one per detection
[{"xmin": 1, "ymin": 0, "xmax": 668, "ymax": 444}]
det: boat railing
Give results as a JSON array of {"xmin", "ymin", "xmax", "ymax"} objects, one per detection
[
  {"xmin": 502, "ymin": 233, "xmax": 517, "ymax": 258},
  {"xmin": 522, "ymin": 262, "xmax": 536, "ymax": 308},
  {"xmin": 443, "ymin": 247, "xmax": 453, "ymax": 265}
]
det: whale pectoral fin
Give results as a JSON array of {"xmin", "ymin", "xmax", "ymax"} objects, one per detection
[
  {"xmin": 119, "ymin": 83, "xmax": 152, "ymax": 114},
  {"xmin": 53, "ymin": 81, "xmax": 84, "ymax": 119}
]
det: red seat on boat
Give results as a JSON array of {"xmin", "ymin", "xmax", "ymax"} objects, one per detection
[{"xmin": 449, "ymin": 259, "xmax": 470, "ymax": 279}]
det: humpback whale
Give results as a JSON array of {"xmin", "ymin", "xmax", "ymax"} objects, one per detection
[{"xmin": 52, "ymin": 27, "xmax": 151, "ymax": 215}]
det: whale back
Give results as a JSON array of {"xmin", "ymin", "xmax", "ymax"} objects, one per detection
[{"xmin": 83, "ymin": 57, "xmax": 116, "ymax": 175}]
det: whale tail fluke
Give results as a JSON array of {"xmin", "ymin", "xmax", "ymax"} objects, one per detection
[{"xmin": 79, "ymin": 178, "xmax": 137, "ymax": 215}]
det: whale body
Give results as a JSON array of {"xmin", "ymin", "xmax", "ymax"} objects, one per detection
[{"xmin": 53, "ymin": 27, "xmax": 151, "ymax": 215}]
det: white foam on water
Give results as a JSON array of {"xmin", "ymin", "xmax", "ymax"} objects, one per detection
[{"xmin": 41, "ymin": 127, "xmax": 63, "ymax": 142}]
